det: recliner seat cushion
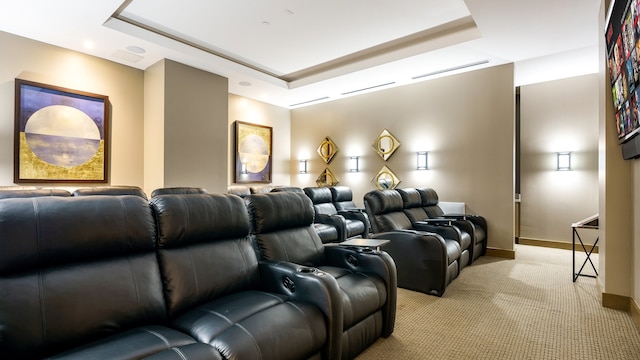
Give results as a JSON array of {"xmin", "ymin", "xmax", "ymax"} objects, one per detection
[
  {"xmin": 171, "ymin": 291, "xmax": 327, "ymax": 360},
  {"xmin": 48, "ymin": 326, "xmax": 200, "ymax": 360}
]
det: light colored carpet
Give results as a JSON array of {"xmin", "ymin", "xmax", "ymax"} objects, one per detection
[{"xmin": 357, "ymin": 244, "xmax": 640, "ymax": 359}]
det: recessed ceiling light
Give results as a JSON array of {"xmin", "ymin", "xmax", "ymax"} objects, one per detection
[
  {"xmin": 126, "ymin": 45, "xmax": 146, "ymax": 54},
  {"xmin": 83, "ymin": 41, "xmax": 94, "ymax": 50},
  {"xmin": 262, "ymin": 21, "xmax": 270, "ymax": 26},
  {"xmin": 239, "ymin": 81, "xmax": 252, "ymax": 86}
]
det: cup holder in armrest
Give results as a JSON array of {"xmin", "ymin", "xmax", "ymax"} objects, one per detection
[{"xmin": 297, "ymin": 267, "xmax": 317, "ymax": 273}]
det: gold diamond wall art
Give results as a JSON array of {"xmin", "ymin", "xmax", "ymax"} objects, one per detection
[
  {"xmin": 373, "ymin": 129, "xmax": 400, "ymax": 161},
  {"xmin": 316, "ymin": 168, "xmax": 339, "ymax": 187},
  {"xmin": 317, "ymin": 136, "xmax": 339, "ymax": 164},
  {"xmin": 372, "ymin": 165, "xmax": 400, "ymax": 190}
]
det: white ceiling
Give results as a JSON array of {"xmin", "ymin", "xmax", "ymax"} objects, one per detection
[{"xmin": 0, "ymin": 0, "xmax": 603, "ymax": 108}]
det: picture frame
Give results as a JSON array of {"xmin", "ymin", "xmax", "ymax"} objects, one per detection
[
  {"xmin": 234, "ymin": 121, "xmax": 272, "ymax": 183},
  {"xmin": 14, "ymin": 79, "xmax": 110, "ymax": 183}
]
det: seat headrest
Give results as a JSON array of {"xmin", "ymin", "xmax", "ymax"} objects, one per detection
[
  {"xmin": 363, "ymin": 189, "xmax": 404, "ymax": 215},
  {"xmin": 0, "ymin": 188, "xmax": 71, "ymax": 199},
  {"xmin": 151, "ymin": 187, "xmax": 208, "ymax": 197},
  {"xmin": 330, "ymin": 186, "xmax": 353, "ymax": 202},
  {"xmin": 304, "ymin": 187, "xmax": 333, "ymax": 204},
  {"xmin": 271, "ymin": 186, "xmax": 304, "ymax": 193},
  {"xmin": 0, "ymin": 195, "xmax": 154, "ymax": 275},
  {"xmin": 246, "ymin": 192, "xmax": 315, "ymax": 233},
  {"xmin": 397, "ymin": 188, "xmax": 422, "ymax": 208},
  {"xmin": 227, "ymin": 185, "xmax": 251, "ymax": 197},
  {"xmin": 72, "ymin": 186, "xmax": 147, "ymax": 200},
  {"xmin": 150, "ymin": 193, "xmax": 249, "ymax": 248},
  {"xmin": 417, "ymin": 188, "xmax": 439, "ymax": 206}
]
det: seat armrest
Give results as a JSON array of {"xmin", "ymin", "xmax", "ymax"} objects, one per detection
[
  {"xmin": 315, "ymin": 214, "xmax": 347, "ymax": 242},
  {"xmin": 442, "ymin": 213, "xmax": 466, "ymax": 220},
  {"xmin": 370, "ymin": 230, "xmax": 450, "ymax": 296},
  {"xmin": 259, "ymin": 260, "xmax": 342, "ymax": 360},
  {"xmin": 413, "ymin": 221, "xmax": 462, "ymax": 244},
  {"xmin": 417, "ymin": 218, "xmax": 452, "ymax": 225},
  {"xmin": 323, "ymin": 245, "xmax": 397, "ymax": 337},
  {"xmin": 337, "ymin": 210, "xmax": 370, "ymax": 237}
]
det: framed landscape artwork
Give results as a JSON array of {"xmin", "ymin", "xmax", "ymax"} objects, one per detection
[
  {"xmin": 14, "ymin": 79, "xmax": 109, "ymax": 183},
  {"xmin": 235, "ymin": 121, "xmax": 272, "ymax": 183}
]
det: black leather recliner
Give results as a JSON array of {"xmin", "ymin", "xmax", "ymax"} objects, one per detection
[
  {"xmin": 304, "ymin": 187, "xmax": 368, "ymax": 242},
  {"xmin": 417, "ymin": 188, "xmax": 488, "ymax": 262},
  {"xmin": 330, "ymin": 186, "xmax": 371, "ymax": 235},
  {"xmin": 150, "ymin": 193, "xmax": 342, "ymax": 360},
  {"xmin": 245, "ymin": 191, "xmax": 397, "ymax": 360},
  {"xmin": 0, "ymin": 195, "xmax": 215, "ymax": 359},
  {"xmin": 364, "ymin": 189, "xmax": 461, "ymax": 296},
  {"xmin": 397, "ymin": 188, "xmax": 471, "ymax": 269}
]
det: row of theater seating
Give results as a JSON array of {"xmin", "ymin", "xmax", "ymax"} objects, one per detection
[
  {"xmin": 230, "ymin": 185, "xmax": 488, "ymax": 297},
  {"xmin": 228, "ymin": 184, "xmax": 488, "ymax": 297},
  {"xmin": 363, "ymin": 188, "xmax": 487, "ymax": 296},
  {"xmin": 0, "ymin": 187, "xmax": 396, "ymax": 360}
]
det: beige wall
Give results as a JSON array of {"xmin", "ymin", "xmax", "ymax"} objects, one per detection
[
  {"xmin": 228, "ymin": 94, "xmax": 292, "ymax": 187},
  {"xmin": 519, "ymin": 75, "xmax": 599, "ymax": 244},
  {"xmin": 0, "ymin": 30, "xmax": 144, "ymax": 188},
  {"xmin": 291, "ymin": 64, "xmax": 516, "ymax": 252}
]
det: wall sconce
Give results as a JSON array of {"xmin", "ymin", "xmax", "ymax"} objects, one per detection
[
  {"xmin": 417, "ymin": 151, "xmax": 428, "ymax": 170},
  {"xmin": 299, "ymin": 160, "xmax": 308, "ymax": 174},
  {"xmin": 557, "ymin": 152, "xmax": 571, "ymax": 171},
  {"xmin": 349, "ymin": 156, "xmax": 360, "ymax": 172}
]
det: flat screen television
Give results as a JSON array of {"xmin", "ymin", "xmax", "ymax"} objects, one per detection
[{"xmin": 605, "ymin": 0, "xmax": 640, "ymax": 159}]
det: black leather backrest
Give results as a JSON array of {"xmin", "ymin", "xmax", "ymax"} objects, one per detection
[
  {"xmin": 330, "ymin": 186, "xmax": 358, "ymax": 211},
  {"xmin": 149, "ymin": 194, "xmax": 259, "ymax": 317},
  {"xmin": 0, "ymin": 196, "xmax": 164, "ymax": 359},
  {"xmin": 417, "ymin": 188, "xmax": 444, "ymax": 217},
  {"xmin": 151, "ymin": 187, "xmax": 208, "ymax": 197},
  {"xmin": 363, "ymin": 190, "xmax": 413, "ymax": 233},
  {"xmin": 0, "ymin": 188, "xmax": 71, "ymax": 199},
  {"xmin": 246, "ymin": 192, "xmax": 325, "ymax": 266},
  {"xmin": 72, "ymin": 185, "xmax": 148, "ymax": 200},
  {"xmin": 329, "ymin": 186, "xmax": 352, "ymax": 202},
  {"xmin": 304, "ymin": 187, "xmax": 338, "ymax": 216},
  {"xmin": 397, "ymin": 188, "xmax": 429, "ymax": 223},
  {"xmin": 397, "ymin": 188, "xmax": 422, "ymax": 208}
]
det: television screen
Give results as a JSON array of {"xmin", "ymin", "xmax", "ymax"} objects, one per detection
[{"xmin": 606, "ymin": 0, "xmax": 640, "ymax": 143}]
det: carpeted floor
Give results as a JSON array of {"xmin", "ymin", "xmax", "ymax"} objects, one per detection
[{"xmin": 357, "ymin": 244, "xmax": 640, "ymax": 359}]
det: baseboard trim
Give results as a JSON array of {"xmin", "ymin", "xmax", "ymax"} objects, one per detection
[
  {"xmin": 631, "ymin": 298, "xmax": 640, "ymax": 332},
  {"xmin": 518, "ymin": 237, "xmax": 599, "ymax": 253},
  {"xmin": 486, "ymin": 248, "xmax": 516, "ymax": 259},
  {"xmin": 602, "ymin": 292, "xmax": 630, "ymax": 311}
]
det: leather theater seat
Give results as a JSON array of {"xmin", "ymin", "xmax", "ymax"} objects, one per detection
[
  {"xmin": 246, "ymin": 191, "xmax": 397, "ymax": 360},
  {"xmin": 149, "ymin": 193, "xmax": 339, "ymax": 360},
  {"xmin": 364, "ymin": 189, "xmax": 461, "ymax": 296},
  {"xmin": 304, "ymin": 186, "xmax": 369, "ymax": 242},
  {"xmin": 398, "ymin": 188, "xmax": 472, "ymax": 269},
  {"xmin": 417, "ymin": 188, "xmax": 488, "ymax": 262},
  {"xmin": 0, "ymin": 195, "xmax": 212, "ymax": 359}
]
